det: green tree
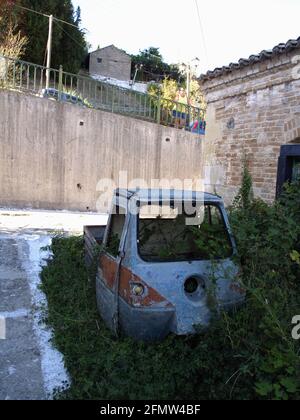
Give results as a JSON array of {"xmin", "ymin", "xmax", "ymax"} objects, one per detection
[
  {"xmin": 189, "ymin": 78, "xmax": 206, "ymax": 109},
  {"xmin": 148, "ymin": 77, "xmax": 206, "ymax": 116},
  {"xmin": 9, "ymin": 0, "xmax": 87, "ymax": 73},
  {"xmin": 131, "ymin": 47, "xmax": 181, "ymax": 82},
  {"xmin": 148, "ymin": 78, "xmax": 178, "ymax": 101}
]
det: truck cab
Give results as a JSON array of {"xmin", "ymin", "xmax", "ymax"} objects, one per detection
[{"xmin": 84, "ymin": 189, "xmax": 245, "ymax": 341}]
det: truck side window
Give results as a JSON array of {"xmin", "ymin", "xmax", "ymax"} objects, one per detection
[{"xmin": 106, "ymin": 206, "xmax": 126, "ymax": 257}]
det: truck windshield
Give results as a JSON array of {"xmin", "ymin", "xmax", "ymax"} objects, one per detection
[{"xmin": 138, "ymin": 203, "xmax": 233, "ymax": 262}]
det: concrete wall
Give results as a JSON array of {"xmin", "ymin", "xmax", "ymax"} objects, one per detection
[
  {"xmin": 89, "ymin": 46, "xmax": 132, "ymax": 81},
  {"xmin": 0, "ymin": 90, "xmax": 204, "ymax": 212},
  {"xmin": 200, "ymin": 49, "xmax": 300, "ymax": 204}
]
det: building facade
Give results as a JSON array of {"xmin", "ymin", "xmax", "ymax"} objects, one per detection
[
  {"xmin": 89, "ymin": 45, "xmax": 132, "ymax": 81},
  {"xmin": 200, "ymin": 37, "xmax": 300, "ymax": 204}
]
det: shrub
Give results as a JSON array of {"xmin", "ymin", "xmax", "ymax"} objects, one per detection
[
  {"xmin": 226, "ymin": 175, "xmax": 300, "ymax": 399},
  {"xmin": 41, "ymin": 177, "xmax": 300, "ymax": 400}
]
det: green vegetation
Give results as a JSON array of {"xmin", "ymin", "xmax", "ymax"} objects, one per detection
[
  {"xmin": 138, "ymin": 207, "xmax": 232, "ymax": 262},
  {"xmin": 0, "ymin": 10, "xmax": 27, "ymax": 90},
  {"xmin": 131, "ymin": 47, "xmax": 181, "ymax": 83},
  {"xmin": 131, "ymin": 47, "xmax": 206, "ymax": 110},
  {"xmin": 1, "ymin": 0, "xmax": 88, "ymax": 73},
  {"xmin": 0, "ymin": 3, "xmax": 27, "ymax": 59},
  {"xmin": 148, "ymin": 77, "xmax": 206, "ymax": 110},
  {"xmin": 41, "ymin": 176, "xmax": 300, "ymax": 400},
  {"xmin": 226, "ymin": 180, "xmax": 300, "ymax": 399}
]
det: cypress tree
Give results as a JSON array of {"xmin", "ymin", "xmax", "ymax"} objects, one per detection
[{"xmin": 11, "ymin": 0, "xmax": 87, "ymax": 73}]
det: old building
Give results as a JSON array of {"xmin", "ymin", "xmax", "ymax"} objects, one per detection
[
  {"xmin": 89, "ymin": 45, "xmax": 132, "ymax": 81},
  {"xmin": 200, "ymin": 37, "xmax": 300, "ymax": 204}
]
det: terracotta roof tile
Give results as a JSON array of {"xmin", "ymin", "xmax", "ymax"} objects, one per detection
[{"xmin": 200, "ymin": 36, "xmax": 300, "ymax": 81}]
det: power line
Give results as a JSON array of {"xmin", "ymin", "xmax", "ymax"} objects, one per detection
[
  {"xmin": 13, "ymin": 3, "xmax": 48, "ymax": 18},
  {"xmin": 13, "ymin": 4, "xmax": 85, "ymax": 54},
  {"xmin": 194, "ymin": 0, "xmax": 209, "ymax": 67},
  {"xmin": 54, "ymin": 16, "xmax": 78, "ymax": 29},
  {"xmin": 12, "ymin": 3, "xmax": 83, "ymax": 87},
  {"xmin": 55, "ymin": 21, "xmax": 84, "ymax": 50},
  {"xmin": 13, "ymin": 3, "xmax": 79, "ymax": 29}
]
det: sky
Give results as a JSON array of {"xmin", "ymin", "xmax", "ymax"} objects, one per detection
[{"xmin": 73, "ymin": 0, "xmax": 300, "ymax": 75}]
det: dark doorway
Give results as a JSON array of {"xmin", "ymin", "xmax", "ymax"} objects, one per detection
[
  {"xmin": 276, "ymin": 144, "xmax": 300, "ymax": 197},
  {"xmin": 292, "ymin": 157, "xmax": 300, "ymax": 182}
]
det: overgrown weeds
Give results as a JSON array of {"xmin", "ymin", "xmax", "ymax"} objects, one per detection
[{"xmin": 41, "ymin": 177, "xmax": 300, "ymax": 400}]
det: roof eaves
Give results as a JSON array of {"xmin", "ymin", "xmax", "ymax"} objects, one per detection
[{"xmin": 200, "ymin": 36, "xmax": 300, "ymax": 81}]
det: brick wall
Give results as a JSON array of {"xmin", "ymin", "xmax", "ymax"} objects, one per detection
[{"xmin": 200, "ymin": 49, "xmax": 300, "ymax": 204}]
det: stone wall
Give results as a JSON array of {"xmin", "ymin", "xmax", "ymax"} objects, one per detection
[
  {"xmin": 200, "ymin": 49, "xmax": 300, "ymax": 204},
  {"xmin": 89, "ymin": 46, "xmax": 131, "ymax": 81}
]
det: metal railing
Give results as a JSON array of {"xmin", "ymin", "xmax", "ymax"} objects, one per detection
[{"xmin": 0, "ymin": 55, "xmax": 206, "ymax": 132}]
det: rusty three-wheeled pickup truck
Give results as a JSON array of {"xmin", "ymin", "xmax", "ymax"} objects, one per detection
[{"xmin": 84, "ymin": 189, "xmax": 245, "ymax": 341}]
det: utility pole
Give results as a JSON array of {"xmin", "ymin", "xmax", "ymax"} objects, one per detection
[
  {"xmin": 46, "ymin": 14, "xmax": 53, "ymax": 90},
  {"xmin": 186, "ymin": 64, "xmax": 191, "ymax": 105},
  {"xmin": 131, "ymin": 64, "xmax": 142, "ymax": 87},
  {"xmin": 185, "ymin": 58, "xmax": 200, "ymax": 105},
  {"xmin": 12, "ymin": 5, "xmax": 80, "ymax": 90}
]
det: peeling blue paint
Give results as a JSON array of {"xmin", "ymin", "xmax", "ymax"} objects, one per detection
[{"xmin": 86, "ymin": 189, "xmax": 245, "ymax": 341}]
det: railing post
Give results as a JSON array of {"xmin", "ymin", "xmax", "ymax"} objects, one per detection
[
  {"xmin": 12, "ymin": 61, "xmax": 16, "ymax": 88},
  {"xmin": 4, "ymin": 57, "xmax": 8, "ymax": 86},
  {"xmin": 111, "ymin": 86, "xmax": 114, "ymax": 113},
  {"xmin": 187, "ymin": 105, "xmax": 191, "ymax": 130},
  {"xmin": 156, "ymin": 93, "xmax": 161, "ymax": 124},
  {"xmin": 58, "ymin": 65, "xmax": 63, "ymax": 101}
]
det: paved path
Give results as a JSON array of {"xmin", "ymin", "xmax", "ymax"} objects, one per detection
[
  {"xmin": 0, "ymin": 234, "xmax": 46, "ymax": 400},
  {"xmin": 0, "ymin": 210, "xmax": 106, "ymax": 400}
]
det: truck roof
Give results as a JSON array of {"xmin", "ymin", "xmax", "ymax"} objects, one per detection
[{"xmin": 115, "ymin": 189, "xmax": 223, "ymax": 203}]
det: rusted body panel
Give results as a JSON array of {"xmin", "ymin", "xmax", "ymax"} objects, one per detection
[
  {"xmin": 84, "ymin": 189, "xmax": 245, "ymax": 341},
  {"xmin": 96, "ymin": 273, "xmax": 175, "ymax": 341},
  {"xmin": 99, "ymin": 254, "xmax": 172, "ymax": 308}
]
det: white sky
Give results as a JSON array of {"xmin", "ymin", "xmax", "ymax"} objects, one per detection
[{"xmin": 73, "ymin": 0, "xmax": 300, "ymax": 74}]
